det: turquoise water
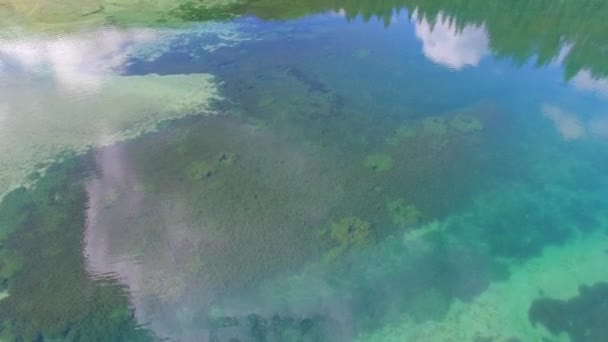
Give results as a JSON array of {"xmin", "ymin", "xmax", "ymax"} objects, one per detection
[{"xmin": 1, "ymin": 1, "xmax": 608, "ymax": 341}]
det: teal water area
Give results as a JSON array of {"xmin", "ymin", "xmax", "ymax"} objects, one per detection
[{"xmin": 2, "ymin": 2, "xmax": 608, "ymax": 341}]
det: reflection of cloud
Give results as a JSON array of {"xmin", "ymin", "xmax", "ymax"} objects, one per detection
[
  {"xmin": 82, "ymin": 118, "xmax": 347, "ymax": 340},
  {"xmin": 0, "ymin": 73, "xmax": 221, "ymax": 201},
  {"xmin": 412, "ymin": 10, "xmax": 489, "ymax": 69},
  {"xmin": 589, "ymin": 117, "xmax": 608, "ymax": 138},
  {"xmin": 571, "ymin": 70, "xmax": 608, "ymax": 97},
  {"xmin": 541, "ymin": 105, "xmax": 585, "ymax": 140},
  {"xmin": 0, "ymin": 29, "xmax": 156, "ymax": 93}
]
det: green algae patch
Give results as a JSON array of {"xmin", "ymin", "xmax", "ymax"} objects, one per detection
[
  {"xmin": 217, "ymin": 152, "xmax": 238, "ymax": 166},
  {"xmin": 365, "ymin": 154, "xmax": 394, "ymax": 172},
  {"xmin": 324, "ymin": 217, "xmax": 375, "ymax": 262},
  {"xmin": 449, "ymin": 114, "xmax": 483, "ymax": 133},
  {"xmin": 387, "ymin": 199, "xmax": 422, "ymax": 226},
  {"xmin": 186, "ymin": 160, "xmax": 218, "ymax": 181},
  {"xmin": 396, "ymin": 125, "xmax": 417, "ymax": 139},
  {"xmin": 422, "ymin": 116, "xmax": 448, "ymax": 135},
  {"xmin": 185, "ymin": 152, "xmax": 238, "ymax": 181},
  {"xmin": 330, "ymin": 217, "xmax": 374, "ymax": 248},
  {"xmin": 387, "ymin": 124, "xmax": 417, "ymax": 145}
]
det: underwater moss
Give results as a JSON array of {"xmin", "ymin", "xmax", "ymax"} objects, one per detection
[
  {"xmin": 329, "ymin": 217, "xmax": 374, "ymax": 249},
  {"xmin": 169, "ymin": 128, "xmax": 191, "ymax": 155},
  {"xmin": 185, "ymin": 160, "xmax": 217, "ymax": 181},
  {"xmin": 0, "ymin": 156, "xmax": 153, "ymax": 341},
  {"xmin": 396, "ymin": 125, "xmax": 417, "ymax": 139},
  {"xmin": 364, "ymin": 154, "xmax": 394, "ymax": 172},
  {"xmin": 449, "ymin": 114, "xmax": 483, "ymax": 133},
  {"xmin": 422, "ymin": 116, "xmax": 448, "ymax": 135},
  {"xmin": 217, "ymin": 152, "xmax": 238, "ymax": 166},
  {"xmin": 387, "ymin": 124, "xmax": 417, "ymax": 145},
  {"xmin": 387, "ymin": 199, "xmax": 422, "ymax": 226}
]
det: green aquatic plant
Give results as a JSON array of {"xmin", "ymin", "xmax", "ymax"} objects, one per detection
[
  {"xmin": 387, "ymin": 199, "xmax": 422, "ymax": 226},
  {"xmin": 396, "ymin": 124, "xmax": 417, "ymax": 139},
  {"xmin": 217, "ymin": 152, "xmax": 238, "ymax": 166},
  {"xmin": 169, "ymin": 129, "xmax": 191, "ymax": 155},
  {"xmin": 364, "ymin": 154, "xmax": 394, "ymax": 172},
  {"xmin": 325, "ymin": 216, "xmax": 375, "ymax": 262},
  {"xmin": 0, "ymin": 157, "xmax": 153, "ymax": 341},
  {"xmin": 387, "ymin": 124, "xmax": 417, "ymax": 145},
  {"xmin": 330, "ymin": 217, "xmax": 374, "ymax": 248},
  {"xmin": 422, "ymin": 116, "xmax": 448, "ymax": 135},
  {"xmin": 449, "ymin": 114, "xmax": 483, "ymax": 133},
  {"xmin": 322, "ymin": 217, "xmax": 375, "ymax": 261},
  {"xmin": 185, "ymin": 160, "xmax": 217, "ymax": 181}
]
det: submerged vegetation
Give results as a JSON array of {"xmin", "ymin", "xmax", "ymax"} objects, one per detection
[
  {"xmin": 529, "ymin": 282, "xmax": 608, "ymax": 342},
  {"xmin": 387, "ymin": 199, "xmax": 422, "ymax": 226},
  {"xmin": 0, "ymin": 157, "xmax": 152, "ymax": 341},
  {"xmin": 364, "ymin": 154, "xmax": 394, "ymax": 172},
  {"xmin": 1, "ymin": 0, "xmax": 608, "ymax": 341}
]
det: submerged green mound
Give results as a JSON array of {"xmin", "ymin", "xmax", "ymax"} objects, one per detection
[
  {"xmin": 387, "ymin": 199, "xmax": 422, "ymax": 226},
  {"xmin": 330, "ymin": 217, "xmax": 374, "ymax": 248},
  {"xmin": 449, "ymin": 114, "xmax": 483, "ymax": 133},
  {"xmin": 364, "ymin": 154, "xmax": 394, "ymax": 172},
  {"xmin": 529, "ymin": 282, "xmax": 608, "ymax": 342}
]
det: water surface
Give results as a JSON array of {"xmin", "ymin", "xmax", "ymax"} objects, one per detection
[{"xmin": 1, "ymin": 1, "xmax": 608, "ymax": 341}]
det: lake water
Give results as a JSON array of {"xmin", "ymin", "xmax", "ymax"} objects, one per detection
[{"xmin": 1, "ymin": 1, "xmax": 608, "ymax": 341}]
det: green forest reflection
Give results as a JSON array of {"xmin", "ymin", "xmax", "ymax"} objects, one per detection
[
  {"xmin": 246, "ymin": 0, "xmax": 608, "ymax": 79},
  {"xmin": 4, "ymin": 0, "xmax": 607, "ymax": 79}
]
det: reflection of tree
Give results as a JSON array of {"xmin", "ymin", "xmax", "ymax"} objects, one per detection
[{"xmin": 248, "ymin": 0, "xmax": 608, "ymax": 79}]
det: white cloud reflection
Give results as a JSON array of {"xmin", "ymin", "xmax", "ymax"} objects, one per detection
[
  {"xmin": 0, "ymin": 28, "xmax": 225, "ymax": 201},
  {"xmin": 542, "ymin": 104, "xmax": 586, "ymax": 140},
  {"xmin": 412, "ymin": 10, "xmax": 489, "ymax": 70},
  {"xmin": 571, "ymin": 70, "xmax": 608, "ymax": 97},
  {"xmin": 0, "ymin": 29, "xmax": 157, "ymax": 93}
]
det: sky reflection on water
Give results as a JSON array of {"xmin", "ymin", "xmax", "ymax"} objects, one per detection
[{"xmin": 2, "ymin": 2, "xmax": 608, "ymax": 342}]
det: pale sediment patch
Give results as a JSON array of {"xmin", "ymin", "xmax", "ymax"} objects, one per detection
[
  {"xmin": 0, "ymin": 73, "xmax": 222, "ymax": 201},
  {"xmin": 359, "ymin": 228, "xmax": 608, "ymax": 341}
]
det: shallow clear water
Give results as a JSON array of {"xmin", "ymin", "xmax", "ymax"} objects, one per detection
[{"xmin": 1, "ymin": 1, "xmax": 608, "ymax": 341}]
